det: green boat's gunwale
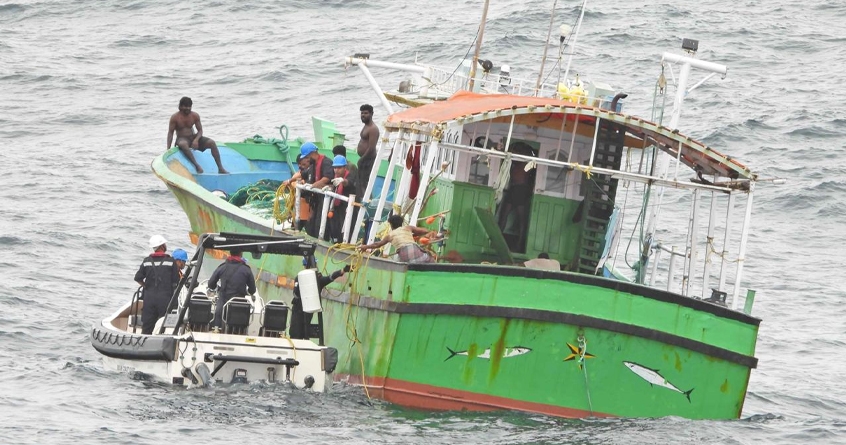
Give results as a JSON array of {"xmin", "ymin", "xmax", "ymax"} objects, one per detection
[
  {"xmin": 321, "ymin": 290, "xmax": 757, "ymax": 369},
  {"xmin": 407, "ymin": 263, "xmax": 761, "ymax": 327}
]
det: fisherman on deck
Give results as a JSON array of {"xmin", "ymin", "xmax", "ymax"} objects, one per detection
[
  {"xmin": 356, "ymin": 104, "xmax": 379, "ymax": 198},
  {"xmin": 134, "ymin": 235, "xmax": 180, "ymax": 335},
  {"xmin": 329, "ymin": 155, "xmax": 358, "ymax": 243},
  {"xmin": 300, "ymin": 142, "xmax": 334, "ymax": 239},
  {"xmin": 208, "ymin": 249, "xmax": 256, "ymax": 331},
  {"xmin": 283, "ymin": 154, "xmax": 315, "ymax": 231},
  {"xmin": 358, "ymin": 214, "xmax": 437, "ymax": 263}
]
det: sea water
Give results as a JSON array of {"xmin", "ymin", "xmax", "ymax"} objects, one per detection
[{"xmin": 1, "ymin": 0, "xmax": 845, "ymax": 443}]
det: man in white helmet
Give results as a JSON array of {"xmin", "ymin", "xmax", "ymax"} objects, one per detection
[{"xmin": 134, "ymin": 235, "xmax": 180, "ymax": 334}]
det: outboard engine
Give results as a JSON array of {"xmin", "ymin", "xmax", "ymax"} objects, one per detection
[{"xmin": 191, "ymin": 363, "xmax": 213, "ymax": 387}]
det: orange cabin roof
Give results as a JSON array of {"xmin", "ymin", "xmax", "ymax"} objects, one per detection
[{"xmin": 386, "ymin": 91, "xmax": 582, "ymax": 124}]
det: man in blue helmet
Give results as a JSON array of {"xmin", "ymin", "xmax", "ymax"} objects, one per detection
[
  {"xmin": 300, "ymin": 142, "xmax": 334, "ymax": 239},
  {"xmin": 134, "ymin": 235, "xmax": 180, "ymax": 335},
  {"xmin": 172, "ymin": 248, "xmax": 188, "ymax": 278},
  {"xmin": 329, "ymin": 155, "xmax": 357, "ymax": 243}
]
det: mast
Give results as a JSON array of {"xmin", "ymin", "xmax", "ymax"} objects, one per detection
[
  {"xmin": 561, "ymin": 0, "xmax": 588, "ymax": 84},
  {"xmin": 534, "ymin": 0, "xmax": 559, "ymax": 94},
  {"xmin": 639, "ymin": 51, "xmax": 728, "ymax": 284},
  {"xmin": 467, "ymin": 0, "xmax": 490, "ymax": 92}
]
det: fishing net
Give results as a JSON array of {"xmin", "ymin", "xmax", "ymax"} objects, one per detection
[{"xmin": 227, "ymin": 180, "xmax": 296, "ymax": 223}]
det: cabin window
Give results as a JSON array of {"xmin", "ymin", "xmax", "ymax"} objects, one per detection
[
  {"xmin": 468, "ymin": 155, "xmax": 490, "ymax": 185},
  {"xmin": 435, "ymin": 146, "xmax": 458, "ymax": 180},
  {"xmin": 538, "ymin": 141, "xmax": 589, "ymax": 200}
]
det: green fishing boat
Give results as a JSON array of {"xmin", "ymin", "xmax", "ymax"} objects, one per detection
[{"xmin": 152, "ymin": 12, "xmax": 761, "ymax": 417}]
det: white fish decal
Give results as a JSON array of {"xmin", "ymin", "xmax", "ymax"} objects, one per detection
[
  {"xmin": 445, "ymin": 346, "xmax": 532, "ymax": 361},
  {"xmin": 623, "ymin": 361, "xmax": 694, "ymax": 402}
]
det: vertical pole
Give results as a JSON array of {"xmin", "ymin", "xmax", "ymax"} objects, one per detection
[
  {"xmin": 342, "ymin": 194, "xmax": 356, "ymax": 244},
  {"xmin": 352, "ymin": 129, "xmax": 398, "ymax": 244},
  {"xmin": 686, "ymin": 189, "xmax": 700, "ymax": 297},
  {"xmin": 588, "ymin": 116, "xmax": 601, "ymax": 167},
  {"xmin": 667, "ymin": 245, "xmax": 676, "ymax": 292},
  {"xmin": 294, "ymin": 186, "xmax": 301, "ymax": 231},
  {"xmin": 318, "ymin": 194, "xmax": 331, "ymax": 241},
  {"xmin": 561, "ymin": 0, "xmax": 589, "ymax": 84},
  {"xmin": 648, "ymin": 246, "xmax": 662, "ymax": 286},
  {"xmin": 644, "ymin": 62, "xmax": 691, "ymax": 246},
  {"xmin": 718, "ymin": 192, "xmax": 735, "ymax": 292},
  {"xmin": 702, "ymin": 184, "xmax": 718, "ymax": 298},
  {"xmin": 370, "ymin": 137, "xmax": 407, "ymax": 244},
  {"xmin": 467, "ymin": 0, "xmax": 490, "ymax": 92},
  {"xmin": 673, "ymin": 140, "xmax": 684, "ymax": 181},
  {"xmin": 554, "ymin": 110, "xmax": 568, "ymax": 161},
  {"xmin": 732, "ymin": 183, "xmax": 755, "ymax": 310},
  {"xmin": 534, "ymin": 0, "xmax": 559, "ymax": 95},
  {"xmin": 410, "ymin": 140, "xmax": 442, "ymax": 223},
  {"xmin": 743, "ymin": 289, "xmax": 756, "ymax": 315}
]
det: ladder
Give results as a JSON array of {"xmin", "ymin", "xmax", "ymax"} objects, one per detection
[{"xmin": 575, "ymin": 120, "xmax": 626, "ymax": 274}]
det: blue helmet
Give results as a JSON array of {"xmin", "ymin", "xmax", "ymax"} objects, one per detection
[
  {"xmin": 172, "ymin": 248, "xmax": 188, "ymax": 262},
  {"xmin": 300, "ymin": 142, "xmax": 318, "ymax": 157},
  {"xmin": 332, "ymin": 155, "xmax": 347, "ymax": 167}
]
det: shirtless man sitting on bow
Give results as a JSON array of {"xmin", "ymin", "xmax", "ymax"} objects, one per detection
[{"xmin": 167, "ymin": 96, "xmax": 228, "ymax": 174}]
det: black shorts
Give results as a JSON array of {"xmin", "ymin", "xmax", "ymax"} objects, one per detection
[{"xmin": 176, "ymin": 135, "xmax": 213, "ymax": 151}]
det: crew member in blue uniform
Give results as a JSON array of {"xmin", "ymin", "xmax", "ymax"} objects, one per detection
[{"xmin": 134, "ymin": 235, "xmax": 180, "ymax": 335}]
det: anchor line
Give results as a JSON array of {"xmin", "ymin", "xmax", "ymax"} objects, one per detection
[{"xmin": 578, "ymin": 333, "xmax": 594, "ymax": 416}]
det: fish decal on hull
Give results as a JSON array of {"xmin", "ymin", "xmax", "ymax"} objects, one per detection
[
  {"xmin": 444, "ymin": 346, "xmax": 532, "ymax": 361},
  {"xmin": 624, "ymin": 361, "xmax": 694, "ymax": 402}
]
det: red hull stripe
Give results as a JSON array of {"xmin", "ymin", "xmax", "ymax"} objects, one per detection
[{"xmin": 337, "ymin": 373, "xmax": 613, "ymax": 418}]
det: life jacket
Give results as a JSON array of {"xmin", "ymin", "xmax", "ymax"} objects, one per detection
[
  {"xmin": 333, "ymin": 169, "xmax": 350, "ymax": 207},
  {"xmin": 314, "ymin": 154, "xmax": 327, "ymax": 181}
]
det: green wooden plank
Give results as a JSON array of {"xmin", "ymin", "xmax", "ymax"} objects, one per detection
[{"xmin": 474, "ymin": 206, "xmax": 514, "ymax": 264}]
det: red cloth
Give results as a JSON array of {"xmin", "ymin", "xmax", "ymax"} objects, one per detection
[{"xmin": 407, "ymin": 142, "xmax": 421, "ymax": 199}]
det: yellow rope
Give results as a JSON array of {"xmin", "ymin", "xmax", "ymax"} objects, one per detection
[
  {"xmin": 282, "ymin": 333, "xmax": 297, "ymax": 383},
  {"xmin": 575, "ymin": 164, "xmax": 593, "ymax": 179},
  {"xmin": 320, "ymin": 242, "xmax": 373, "ymax": 400},
  {"xmin": 272, "ymin": 183, "xmax": 297, "ymax": 225}
]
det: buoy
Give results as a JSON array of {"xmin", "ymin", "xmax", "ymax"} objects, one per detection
[
  {"xmin": 297, "ymin": 269, "xmax": 322, "ymax": 313},
  {"xmin": 327, "ymin": 211, "xmax": 334, "ymax": 219},
  {"xmin": 557, "ymin": 82, "xmax": 570, "ymax": 99},
  {"xmin": 419, "ymin": 237, "xmax": 430, "ymax": 245},
  {"xmin": 426, "ymin": 216, "xmax": 436, "ymax": 224}
]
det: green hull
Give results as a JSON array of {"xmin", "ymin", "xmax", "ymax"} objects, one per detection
[{"xmin": 154, "ymin": 151, "xmax": 759, "ymax": 419}]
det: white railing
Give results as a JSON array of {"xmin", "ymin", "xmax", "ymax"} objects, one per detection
[
  {"xmin": 345, "ymin": 56, "xmax": 618, "ymax": 109},
  {"xmin": 293, "ymin": 184, "xmax": 356, "ymax": 244}
]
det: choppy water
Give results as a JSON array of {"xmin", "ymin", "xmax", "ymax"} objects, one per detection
[{"xmin": 2, "ymin": 0, "xmax": 846, "ymax": 443}]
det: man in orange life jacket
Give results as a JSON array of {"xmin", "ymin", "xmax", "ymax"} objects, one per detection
[
  {"xmin": 329, "ymin": 155, "xmax": 357, "ymax": 243},
  {"xmin": 300, "ymin": 142, "xmax": 334, "ymax": 239},
  {"xmin": 134, "ymin": 235, "xmax": 180, "ymax": 335}
]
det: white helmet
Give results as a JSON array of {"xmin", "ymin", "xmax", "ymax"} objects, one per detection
[{"xmin": 149, "ymin": 235, "xmax": 168, "ymax": 249}]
